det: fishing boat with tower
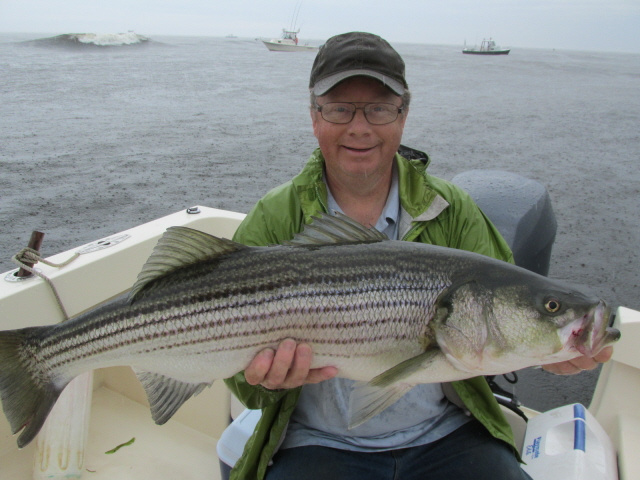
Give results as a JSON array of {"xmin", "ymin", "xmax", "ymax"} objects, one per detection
[
  {"xmin": 463, "ymin": 38, "xmax": 510, "ymax": 55},
  {"xmin": 261, "ymin": 2, "xmax": 317, "ymax": 51},
  {"xmin": 261, "ymin": 29, "xmax": 317, "ymax": 52}
]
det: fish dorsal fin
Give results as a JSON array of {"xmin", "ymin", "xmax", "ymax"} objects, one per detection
[
  {"xmin": 130, "ymin": 226, "xmax": 246, "ymax": 301},
  {"xmin": 134, "ymin": 370, "xmax": 210, "ymax": 425},
  {"xmin": 285, "ymin": 212, "xmax": 387, "ymax": 247}
]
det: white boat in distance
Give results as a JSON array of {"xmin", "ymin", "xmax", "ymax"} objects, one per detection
[{"xmin": 262, "ymin": 29, "xmax": 318, "ymax": 52}]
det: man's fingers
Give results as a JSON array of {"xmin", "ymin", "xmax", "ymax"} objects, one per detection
[
  {"xmin": 593, "ymin": 346, "xmax": 613, "ymax": 363},
  {"xmin": 262, "ymin": 339, "xmax": 298, "ymax": 388},
  {"xmin": 542, "ymin": 347, "xmax": 614, "ymax": 376},
  {"xmin": 244, "ymin": 348, "xmax": 275, "ymax": 385},
  {"xmin": 244, "ymin": 339, "xmax": 338, "ymax": 389},
  {"xmin": 285, "ymin": 342, "xmax": 313, "ymax": 387},
  {"xmin": 305, "ymin": 366, "xmax": 339, "ymax": 384}
]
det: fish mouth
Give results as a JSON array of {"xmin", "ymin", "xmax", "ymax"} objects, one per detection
[{"xmin": 572, "ymin": 301, "xmax": 620, "ymax": 356}]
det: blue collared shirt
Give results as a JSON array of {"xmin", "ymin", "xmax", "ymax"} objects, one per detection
[{"xmin": 326, "ymin": 165, "xmax": 400, "ymax": 240}]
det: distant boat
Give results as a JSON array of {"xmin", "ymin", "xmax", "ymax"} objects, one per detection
[
  {"xmin": 462, "ymin": 38, "xmax": 510, "ymax": 55},
  {"xmin": 262, "ymin": 29, "xmax": 317, "ymax": 52}
]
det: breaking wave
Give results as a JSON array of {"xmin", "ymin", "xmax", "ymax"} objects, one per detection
[{"xmin": 22, "ymin": 32, "xmax": 151, "ymax": 48}]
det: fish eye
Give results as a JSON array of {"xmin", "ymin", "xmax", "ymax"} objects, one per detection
[{"xmin": 544, "ymin": 298, "xmax": 561, "ymax": 313}]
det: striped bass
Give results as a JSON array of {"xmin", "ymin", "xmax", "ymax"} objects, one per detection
[{"xmin": 0, "ymin": 214, "xmax": 620, "ymax": 447}]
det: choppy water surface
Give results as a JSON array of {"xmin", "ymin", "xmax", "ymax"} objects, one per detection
[{"xmin": 1, "ymin": 33, "xmax": 639, "ymax": 410}]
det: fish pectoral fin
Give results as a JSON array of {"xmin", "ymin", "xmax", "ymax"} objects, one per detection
[
  {"xmin": 348, "ymin": 382, "xmax": 415, "ymax": 430},
  {"xmin": 368, "ymin": 349, "xmax": 439, "ymax": 388},
  {"xmin": 348, "ymin": 350, "xmax": 440, "ymax": 429},
  {"xmin": 134, "ymin": 370, "xmax": 211, "ymax": 425}
]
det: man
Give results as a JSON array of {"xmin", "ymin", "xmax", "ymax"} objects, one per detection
[{"xmin": 224, "ymin": 32, "xmax": 612, "ymax": 480}]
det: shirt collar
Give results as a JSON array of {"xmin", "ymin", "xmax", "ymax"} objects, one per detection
[{"xmin": 325, "ymin": 163, "xmax": 400, "ymax": 240}]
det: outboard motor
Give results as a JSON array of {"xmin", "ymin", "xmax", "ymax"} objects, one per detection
[{"xmin": 451, "ymin": 169, "xmax": 557, "ymax": 276}]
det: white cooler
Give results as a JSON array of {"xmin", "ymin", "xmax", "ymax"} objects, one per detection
[
  {"xmin": 521, "ymin": 403, "xmax": 618, "ymax": 480},
  {"xmin": 217, "ymin": 409, "xmax": 262, "ymax": 480}
]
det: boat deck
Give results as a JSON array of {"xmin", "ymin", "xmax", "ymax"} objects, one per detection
[{"xmin": 1, "ymin": 367, "xmax": 228, "ymax": 480}]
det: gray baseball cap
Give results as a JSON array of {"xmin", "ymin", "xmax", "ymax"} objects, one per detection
[{"xmin": 309, "ymin": 32, "xmax": 408, "ymax": 96}]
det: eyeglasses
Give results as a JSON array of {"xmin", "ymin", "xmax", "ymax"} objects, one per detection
[{"xmin": 315, "ymin": 102, "xmax": 404, "ymax": 125}]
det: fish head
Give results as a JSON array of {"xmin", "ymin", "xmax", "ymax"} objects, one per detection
[{"xmin": 432, "ymin": 271, "xmax": 620, "ymax": 375}]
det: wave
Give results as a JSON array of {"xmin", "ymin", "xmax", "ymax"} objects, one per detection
[{"xmin": 22, "ymin": 32, "xmax": 151, "ymax": 48}]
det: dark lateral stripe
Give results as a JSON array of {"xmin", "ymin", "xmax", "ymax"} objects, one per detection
[
  {"xmin": 37, "ymin": 246, "xmax": 446, "ymax": 350},
  {"xmin": 33, "ymin": 243, "xmax": 449, "ymax": 371},
  {"xmin": 50, "ymin": 326, "xmax": 415, "ymax": 370},
  {"xmin": 39, "ymin": 295, "xmax": 429, "ymax": 370},
  {"xmin": 38, "ymin": 281, "xmax": 428, "ymax": 347},
  {"xmin": 40, "ymin": 272, "xmax": 429, "ymax": 343}
]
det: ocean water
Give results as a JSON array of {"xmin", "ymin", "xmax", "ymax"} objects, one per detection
[{"xmin": 1, "ymin": 33, "xmax": 639, "ymax": 410}]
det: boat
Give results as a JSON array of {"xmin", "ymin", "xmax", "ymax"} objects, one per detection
[
  {"xmin": 0, "ymin": 171, "xmax": 637, "ymax": 479},
  {"xmin": 463, "ymin": 38, "xmax": 510, "ymax": 55},
  {"xmin": 262, "ymin": 29, "xmax": 318, "ymax": 52}
]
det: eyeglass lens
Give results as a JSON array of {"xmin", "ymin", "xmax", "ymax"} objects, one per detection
[{"xmin": 318, "ymin": 103, "xmax": 402, "ymax": 125}]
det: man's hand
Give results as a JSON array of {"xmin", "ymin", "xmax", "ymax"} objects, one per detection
[
  {"xmin": 542, "ymin": 346, "xmax": 614, "ymax": 375},
  {"xmin": 244, "ymin": 338, "xmax": 338, "ymax": 390}
]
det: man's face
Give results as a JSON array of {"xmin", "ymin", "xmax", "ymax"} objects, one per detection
[{"xmin": 311, "ymin": 77, "xmax": 407, "ymax": 183}]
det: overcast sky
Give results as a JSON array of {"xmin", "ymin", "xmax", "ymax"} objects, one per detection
[{"xmin": 1, "ymin": 0, "xmax": 639, "ymax": 53}]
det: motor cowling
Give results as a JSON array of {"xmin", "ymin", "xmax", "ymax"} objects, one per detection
[{"xmin": 452, "ymin": 169, "xmax": 557, "ymax": 277}]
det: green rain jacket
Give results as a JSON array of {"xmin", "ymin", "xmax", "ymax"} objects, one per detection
[{"xmin": 224, "ymin": 146, "xmax": 518, "ymax": 480}]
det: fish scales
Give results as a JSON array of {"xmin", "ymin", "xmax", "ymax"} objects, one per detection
[{"xmin": 30, "ymin": 242, "xmax": 449, "ymax": 382}]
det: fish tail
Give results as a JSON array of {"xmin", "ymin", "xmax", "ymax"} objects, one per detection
[{"xmin": 0, "ymin": 328, "xmax": 63, "ymax": 448}]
